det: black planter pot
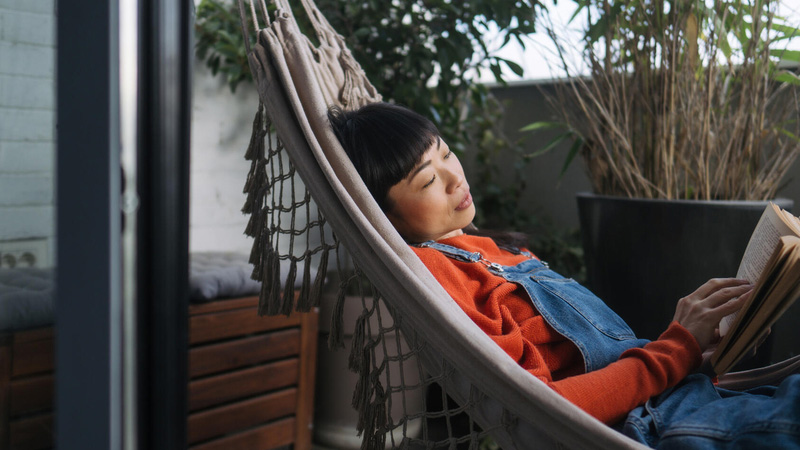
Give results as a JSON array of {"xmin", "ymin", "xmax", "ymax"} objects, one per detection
[{"xmin": 576, "ymin": 193, "xmax": 793, "ymax": 367}]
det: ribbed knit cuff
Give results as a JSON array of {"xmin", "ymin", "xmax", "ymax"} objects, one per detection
[{"xmin": 659, "ymin": 320, "xmax": 703, "ymax": 370}]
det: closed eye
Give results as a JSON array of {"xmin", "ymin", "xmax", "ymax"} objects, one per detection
[
  {"xmin": 422, "ymin": 174, "xmax": 436, "ymax": 189},
  {"xmin": 444, "ymin": 150, "xmax": 452, "ymax": 159}
]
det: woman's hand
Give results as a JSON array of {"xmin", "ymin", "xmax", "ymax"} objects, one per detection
[{"xmin": 672, "ymin": 278, "xmax": 753, "ymax": 352}]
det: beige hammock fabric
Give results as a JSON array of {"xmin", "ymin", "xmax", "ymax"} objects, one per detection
[{"xmin": 236, "ymin": 1, "xmax": 800, "ymax": 449}]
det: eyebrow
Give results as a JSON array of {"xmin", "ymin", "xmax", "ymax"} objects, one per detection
[{"xmin": 408, "ymin": 137, "xmax": 441, "ymax": 181}]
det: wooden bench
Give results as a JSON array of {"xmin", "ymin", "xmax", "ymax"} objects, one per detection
[{"xmin": 0, "ymin": 295, "xmax": 318, "ymax": 450}]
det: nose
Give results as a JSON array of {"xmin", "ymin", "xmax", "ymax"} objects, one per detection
[{"xmin": 444, "ymin": 167, "xmax": 465, "ymax": 194}]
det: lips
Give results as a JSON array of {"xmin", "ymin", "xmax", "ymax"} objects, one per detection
[{"xmin": 456, "ymin": 191, "xmax": 473, "ymax": 211}]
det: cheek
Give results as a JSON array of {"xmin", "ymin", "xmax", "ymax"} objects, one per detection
[{"xmin": 397, "ymin": 197, "xmax": 443, "ymax": 230}]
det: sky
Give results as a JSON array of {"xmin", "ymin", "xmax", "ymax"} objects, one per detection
[{"xmin": 479, "ymin": 0, "xmax": 800, "ymax": 82}]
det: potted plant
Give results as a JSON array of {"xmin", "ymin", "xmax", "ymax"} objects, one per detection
[{"xmin": 525, "ymin": 0, "xmax": 800, "ymax": 357}]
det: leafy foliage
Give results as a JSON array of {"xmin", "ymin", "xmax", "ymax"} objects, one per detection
[
  {"xmin": 313, "ymin": 0, "xmax": 560, "ymax": 250},
  {"xmin": 194, "ymin": 0, "xmax": 255, "ymax": 92},
  {"xmin": 193, "ymin": 0, "xmax": 585, "ymax": 274},
  {"xmin": 525, "ymin": 0, "xmax": 800, "ymax": 200},
  {"xmin": 315, "ymin": 0, "xmax": 537, "ymax": 151}
]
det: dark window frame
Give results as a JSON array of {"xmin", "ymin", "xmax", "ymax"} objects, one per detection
[{"xmin": 56, "ymin": 0, "xmax": 191, "ymax": 448}]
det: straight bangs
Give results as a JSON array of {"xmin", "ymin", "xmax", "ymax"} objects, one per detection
[{"xmin": 329, "ymin": 103, "xmax": 440, "ymax": 210}]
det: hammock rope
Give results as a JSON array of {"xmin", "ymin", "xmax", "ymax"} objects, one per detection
[
  {"xmin": 238, "ymin": 3, "xmax": 515, "ymax": 447},
  {"xmin": 235, "ymin": 0, "xmax": 643, "ymax": 448},
  {"xmin": 234, "ymin": 1, "xmax": 800, "ymax": 448}
]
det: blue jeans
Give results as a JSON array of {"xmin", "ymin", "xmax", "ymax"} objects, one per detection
[
  {"xmin": 624, "ymin": 373, "xmax": 800, "ymax": 449},
  {"xmin": 417, "ymin": 240, "xmax": 800, "ymax": 449}
]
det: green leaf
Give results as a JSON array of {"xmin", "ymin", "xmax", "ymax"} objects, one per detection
[
  {"xmin": 774, "ymin": 71, "xmax": 800, "ymax": 86},
  {"xmin": 772, "ymin": 49, "xmax": 800, "ymax": 63},
  {"xmin": 568, "ymin": 0, "xmax": 588, "ymax": 24},
  {"xmin": 501, "ymin": 58, "xmax": 525, "ymax": 77},
  {"xmin": 771, "ymin": 23, "xmax": 800, "ymax": 39},
  {"xmin": 559, "ymin": 137, "xmax": 583, "ymax": 177},
  {"xmin": 779, "ymin": 128, "xmax": 800, "ymax": 142},
  {"xmin": 519, "ymin": 121, "xmax": 567, "ymax": 132},
  {"xmin": 587, "ymin": 16, "xmax": 609, "ymax": 43},
  {"xmin": 526, "ymin": 132, "xmax": 572, "ymax": 158}
]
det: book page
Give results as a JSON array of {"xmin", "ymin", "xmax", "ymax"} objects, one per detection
[
  {"xmin": 781, "ymin": 210, "xmax": 800, "ymax": 235},
  {"xmin": 713, "ymin": 237, "xmax": 800, "ymax": 373},
  {"xmin": 720, "ymin": 204, "xmax": 799, "ymax": 336}
]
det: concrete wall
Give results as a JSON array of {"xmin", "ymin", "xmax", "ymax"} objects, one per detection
[
  {"xmin": 188, "ymin": 73, "xmax": 800, "ymax": 255},
  {"xmin": 0, "ymin": 0, "xmax": 56, "ymax": 267},
  {"xmin": 484, "ymin": 79, "xmax": 800, "ymax": 229}
]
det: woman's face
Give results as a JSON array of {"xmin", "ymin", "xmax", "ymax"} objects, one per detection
[{"xmin": 385, "ymin": 137, "xmax": 476, "ymax": 243}]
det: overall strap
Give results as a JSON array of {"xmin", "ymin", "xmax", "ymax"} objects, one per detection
[
  {"xmin": 415, "ymin": 241, "xmax": 480, "ymax": 262},
  {"xmin": 416, "ymin": 240, "xmax": 507, "ymax": 272}
]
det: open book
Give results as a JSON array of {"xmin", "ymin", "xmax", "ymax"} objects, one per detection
[{"xmin": 712, "ymin": 203, "xmax": 800, "ymax": 375}]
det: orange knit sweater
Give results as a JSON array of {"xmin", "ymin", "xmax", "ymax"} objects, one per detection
[{"xmin": 412, "ymin": 234, "xmax": 702, "ymax": 425}]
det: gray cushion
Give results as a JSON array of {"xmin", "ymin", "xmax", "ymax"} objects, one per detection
[
  {"xmin": 190, "ymin": 252, "xmax": 262, "ymax": 301},
  {"xmin": 0, "ymin": 253, "xmax": 309, "ymax": 331},
  {"xmin": 0, "ymin": 267, "xmax": 55, "ymax": 332},
  {"xmin": 189, "ymin": 252, "xmax": 313, "ymax": 302}
]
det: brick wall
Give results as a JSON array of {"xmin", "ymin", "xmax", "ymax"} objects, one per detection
[{"xmin": 0, "ymin": 0, "xmax": 56, "ymax": 265}]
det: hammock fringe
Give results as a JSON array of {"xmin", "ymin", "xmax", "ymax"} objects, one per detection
[{"xmin": 236, "ymin": 1, "xmax": 582, "ymax": 449}]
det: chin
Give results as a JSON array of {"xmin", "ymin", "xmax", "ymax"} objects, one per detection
[{"xmin": 461, "ymin": 206, "xmax": 477, "ymax": 226}]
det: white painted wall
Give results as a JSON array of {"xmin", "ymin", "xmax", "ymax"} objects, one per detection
[
  {"xmin": 0, "ymin": 0, "xmax": 56, "ymax": 267},
  {"xmin": 189, "ymin": 61, "xmax": 260, "ymax": 255}
]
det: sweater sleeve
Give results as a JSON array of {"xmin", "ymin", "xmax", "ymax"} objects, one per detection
[
  {"xmin": 536, "ymin": 322, "xmax": 701, "ymax": 424},
  {"xmin": 413, "ymin": 244, "xmax": 702, "ymax": 425}
]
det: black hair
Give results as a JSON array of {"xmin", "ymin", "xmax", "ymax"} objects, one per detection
[
  {"xmin": 328, "ymin": 102, "xmax": 439, "ymax": 211},
  {"xmin": 329, "ymin": 102, "xmax": 529, "ymax": 249}
]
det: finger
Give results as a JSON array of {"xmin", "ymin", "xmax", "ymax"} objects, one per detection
[
  {"xmin": 704, "ymin": 284, "xmax": 753, "ymax": 308},
  {"xmin": 690, "ymin": 278, "xmax": 750, "ymax": 300},
  {"xmin": 710, "ymin": 288, "xmax": 752, "ymax": 318}
]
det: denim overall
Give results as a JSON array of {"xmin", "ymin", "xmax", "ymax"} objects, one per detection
[{"xmin": 419, "ymin": 240, "xmax": 800, "ymax": 449}]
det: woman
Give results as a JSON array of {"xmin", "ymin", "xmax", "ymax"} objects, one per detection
[{"xmin": 328, "ymin": 102, "xmax": 800, "ymax": 448}]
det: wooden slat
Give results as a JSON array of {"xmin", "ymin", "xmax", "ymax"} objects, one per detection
[
  {"xmin": 189, "ymin": 328, "xmax": 300, "ymax": 378},
  {"xmin": 188, "ymin": 296, "xmax": 259, "ymax": 316},
  {"xmin": 11, "ymin": 329, "xmax": 53, "ymax": 345},
  {"xmin": 11, "ymin": 334, "xmax": 54, "ymax": 377},
  {"xmin": 188, "ymin": 359, "xmax": 299, "ymax": 412},
  {"xmin": 189, "ymin": 417, "xmax": 295, "ymax": 450},
  {"xmin": 294, "ymin": 310, "xmax": 319, "ymax": 450},
  {"xmin": 10, "ymin": 374, "xmax": 53, "ymax": 416},
  {"xmin": 189, "ymin": 308, "xmax": 301, "ymax": 345},
  {"xmin": 187, "ymin": 388, "xmax": 297, "ymax": 444},
  {"xmin": 1, "ymin": 334, "xmax": 11, "ymax": 450},
  {"xmin": 9, "ymin": 413, "xmax": 53, "ymax": 450}
]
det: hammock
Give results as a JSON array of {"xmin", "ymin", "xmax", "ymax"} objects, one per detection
[{"xmin": 236, "ymin": 1, "xmax": 800, "ymax": 448}]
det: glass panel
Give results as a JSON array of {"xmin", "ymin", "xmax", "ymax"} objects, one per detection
[{"xmin": 0, "ymin": 0, "xmax": 57, "ymax": 447}]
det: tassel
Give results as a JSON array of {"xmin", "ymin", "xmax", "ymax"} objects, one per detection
[
  {"xmin": 358, "ymin": 404, "xmax": 374, "ymax": 447},
  {"xmin": 351, "ymin": 350, "xmax": 371, "ymax": 412},
  {"xmin": 327, "ymin": 286, "xmax": 347, "ymax": 350},
  {"xmin": 268, "ymin": 251, "xmax": 281, "ymax": 315},
  {"xmin": 308, "ymin": 247, "xmax": 328, "ymax": 307},
  {"xmin": 257, "ymin": 271, "xmax": 269, "ymax": 316},
  {"xmin": 249, "ymin": 233, "xmax": 263, "ymax": 278},
  {"xmin": 281, "ymin": 259, "xmax": 297, "ymax": 315},
  {"xmin": 258, "ymin": 249, "xmax": 273, "ymax": 316},
  {"xmin": 249, "ymin": 218, "xmax": 267, "ymax": 266},
  {"xmin": 370, "ymin": 380, "xmax": 387, "ymax": 450},
  {"xmin": 258, "ymin": 248, "xmax": 279, "ymax": 316},
  {"xmin": 349, "ymin": 313, "xmax": 367, "ymax": 372},
  {"xmin": 244, "ymin": 103, "xmax": 265, "ymax": 161},
  {"xmin": 244, "ymin": 212, "xmax": 259, "ymax": 238},
  {"xmin": 296, "ymin": 258, "xmax": 313, "ymax": 312}
]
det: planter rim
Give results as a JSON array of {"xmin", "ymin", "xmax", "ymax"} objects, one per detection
[{"xmin": 576, "ymin": 192, "xmax": 793, "ymax": 207}]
